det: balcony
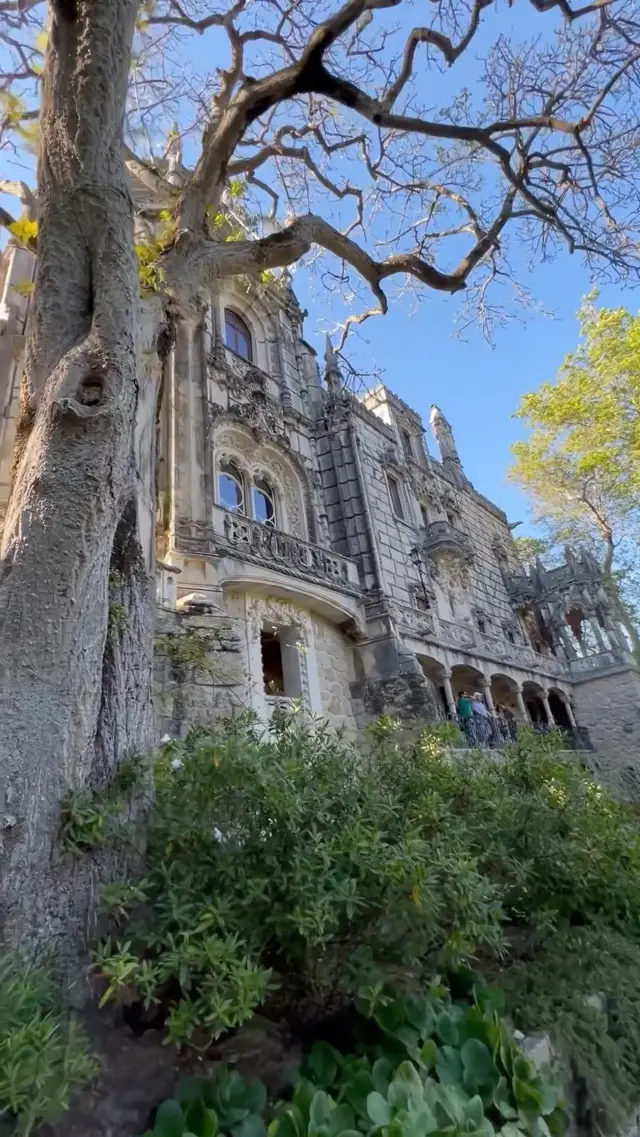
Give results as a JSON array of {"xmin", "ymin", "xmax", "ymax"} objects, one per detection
[
  {"xmin": 212, "ymin": 506, "xmax": 361, "ymax": 595},
  {"xmin": 421, "ymin": 521, "xmax": 472, "ymax": 560}
]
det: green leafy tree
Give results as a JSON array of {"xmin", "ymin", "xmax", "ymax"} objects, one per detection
[
  {"xmin": 512, "ymin": 536, "xmax": 551, "ymax": 569},
  {"xmin": 509, "ymin": 298, "xmax": 640, "ymax": 650}
]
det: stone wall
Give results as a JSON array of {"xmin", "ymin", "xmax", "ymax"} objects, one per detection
[
  {"xmin": 154, "ymin": 606, "xmax": 249, "ymax": 739},
  {"xmin": 312, "ymin": 615, "xmax": 358, "ymax": 730},
  {"xmin": 572, "ymin": 666, "xmax": 640, "ymax": 799}
]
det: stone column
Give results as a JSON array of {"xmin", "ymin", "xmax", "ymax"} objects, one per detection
[
  {"xmin": 514, "ymin": 685, "xmax": 530, "ymax": 723},
  {"xmin": 442, "ymin": 669, "xmax": 457, "ymax": 718},
  {"xmin": 541, "ymin": 690, "xmax": 555, "ymax": 726},
  {"xmin": 564, "ymin": 698, "xmax": 578, "ymax": 731},
  {"xmin": 481, "ymin": 678, "xmax": 496, "ymax": 715}
]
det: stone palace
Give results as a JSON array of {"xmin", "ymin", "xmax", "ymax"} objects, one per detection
[{"xmin": 0, "ymin": 238, "xmax": 639, "ymax": 796}]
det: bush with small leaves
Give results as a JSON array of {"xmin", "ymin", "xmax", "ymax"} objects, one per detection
[
  {"xmin": 95, "ymin": 714, "xmax": 505, "ymax": 1044},
  {"xmin": 92, "ymin": 714, "xmax": 640, "ymax": 1130}
]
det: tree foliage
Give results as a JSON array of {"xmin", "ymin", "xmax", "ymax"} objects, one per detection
[{"xmin": 508, "ymin": 298, "xmax": 640, "ymax": 641}]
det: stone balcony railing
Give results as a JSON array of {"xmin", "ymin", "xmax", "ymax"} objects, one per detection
[
  {"xmin": 437, "ymin": 619, "xmax": 564, "ymax": 675},
  {"xmin": 569, "ymin": 649, "xmax": 626, "ymax": 676},
  {"xmin": 212, "ymin": 506, "xmax": 361, "ymax": 595},
  {"xmin": 421, "ymin": 520, "xmax": 473, "ymax": 559}
]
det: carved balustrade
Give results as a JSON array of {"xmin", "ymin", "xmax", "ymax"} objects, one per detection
[{"xmin": 213, "ymin": 506, "xmax": 361, "ymax": 594}]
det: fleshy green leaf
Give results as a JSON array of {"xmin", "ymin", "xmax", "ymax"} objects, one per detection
[{"xmin": 366, "ymin": 1091, "xmax": 393, "ymax": 1126}]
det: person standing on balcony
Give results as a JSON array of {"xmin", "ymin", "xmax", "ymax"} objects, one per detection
[
  {"xmin": 457, "ymin": 691, "xmax": 475, "ymax": 746},
  {"xmin": 471, "ymin": 692, "xmax": 491, "ymax": 746}
]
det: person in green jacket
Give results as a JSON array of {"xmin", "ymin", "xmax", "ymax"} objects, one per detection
[{"xmin": 456, "ymin": 692, "xmax": 475, "ymax": 746}]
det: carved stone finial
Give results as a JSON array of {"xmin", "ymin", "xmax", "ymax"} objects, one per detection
[
  {"xmin": 324, "ymin": 335, "xmax": 343, "ymax": 391},
  {"xmin": 429, "ymin": 405, "xmax": 460, "ymax": 465},
  {"xmin": 165, "ymin": 124, "xmax": 183, "ymax": 187}
]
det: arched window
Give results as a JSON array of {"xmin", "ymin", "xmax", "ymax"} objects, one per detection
[
  {"xmin": 252, "ymin": 477, "xmax": 276, "ymax": 526},
  {"xmin": 224, "ymin": 308, "xmax": 253, "ymax": 361},
  {"xmin": 218, "ymin": 461, "xmax": 245, "ymax": 513}
]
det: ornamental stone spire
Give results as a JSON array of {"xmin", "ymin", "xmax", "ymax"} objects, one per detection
[
  {"xmin": 324, "ymin": 335, "xmax": 343, "ymax": 392},
  {"xmin": 429, "ymin": 405, "xmax": 461, "ymax": 465}
]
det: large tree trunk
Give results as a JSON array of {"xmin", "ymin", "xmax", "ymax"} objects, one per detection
[{"xmin": 0, "ymin": 0, "xmax": 153, "ymax": 958}]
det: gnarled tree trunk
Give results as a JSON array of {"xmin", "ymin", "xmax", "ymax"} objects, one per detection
[{"xmin": 0, "ymin": 0, "xmax": 154, "ymax": 956}]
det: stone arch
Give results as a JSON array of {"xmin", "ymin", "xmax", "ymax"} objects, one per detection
[
  {"xmin": 490, "ymin": 672, "xmax": 521, "ymax": 719},
  {"xmin": 450, "ymin": 663, "xmax": 485, "ymax": 699},
  {"xmin": 522, "ymin": 679, "xmax": 546, "ymax": 725},
  {"xmin": 548, "ymin": 685, "xmax": 573, "ymax": 730},
  {"xmin": 417, "ymin": 654, "xmax": 450, "ymax": 718},
  {"xmin": 213, "ymin": 423, "xmax": 309, "ymax": 539}
]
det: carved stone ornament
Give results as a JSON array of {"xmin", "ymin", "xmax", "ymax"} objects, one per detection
[
  {"xmin": 209, "ymin": 389, "xmax": 289, "ymax": 448},
  {"xmin": 441, "ymin": 485, "xmax": 462, "ymax": 514},
  {"xmin": 323, "ymin": 388, "xmax": 353, "ymax": 430},
  {"xmin": 410, "ymin": 469, "xmax": 441, "ymax": 510},
  {"xmin": 381, "ymin": 445, "xmax": 406, "ymax": 476}
]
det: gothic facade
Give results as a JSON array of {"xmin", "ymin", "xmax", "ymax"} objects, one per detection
[{"xmin": 0, "ymin": 239, "xmax": 639, "ymax": 791}]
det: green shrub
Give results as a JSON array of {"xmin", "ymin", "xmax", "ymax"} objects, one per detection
[
  {"xmin": 93, "ymin": 715, "xmax": 640, "ymax": 1131},
  {"xmin": 0, "ymin": 955, "xmax": 97, "ymax": 1134},
  {"xmin": 95, "ymin": 715, "xmax": 505, "ymax": 1044},
  {"xmin": 145, "ymin": 982, "xmax": 566, "ymax": 1137}
]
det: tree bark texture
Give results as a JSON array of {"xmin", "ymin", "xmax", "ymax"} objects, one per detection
[{"xmin": 0, "ymin": 0, "xmax": 153, "ymax": 956}]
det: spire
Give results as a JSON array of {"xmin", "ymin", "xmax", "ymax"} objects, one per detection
[
  {"xmin": 324, "ymin": 335, "xmax": 343, "ymax": 392},
  {"xmin": 165, "ymin": 124, "xmax": 183, "ymax": 187},
  {"xmin": 429, "ymin": 405, "xmax": 461, "ymax": 465}
]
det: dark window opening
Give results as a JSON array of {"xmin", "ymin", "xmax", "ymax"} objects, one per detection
[
  {"xmin": 402, "ymin": 430, "xmax": 414, "ymax": 462},
  {"xmin": 506, "ymin": 629, "xmax": 515, "ymax": 644},
  {"xmin": 415, "ymin": 593, "xmax": 431, "ymax": 612},
  {"xmin": 477, "ymin": 618, "xmax": 486, "ymax": 634},
  {"xmin": 446, "ymin": 512, "xmax": 455, "ymax": 527},
  {"xmin": 420, "ymin": 505, "xmax": 429, "ymax": 529},
  {"xmin": 261, "ymin": 630, "xmax": 284, "ymax": 694},
  {"xmin": 224, "ymin": 308, "xmax": 253, "ymax": 361},
  {"xmin": 388, "ymin": 475, "xmax": 404, "ymax": 519}
]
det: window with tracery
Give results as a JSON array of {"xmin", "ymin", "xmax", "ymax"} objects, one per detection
[
  {"xmin": 252, "ymin": 477, "xmax": 276, "ymax": 526},
  {"xmin": 224, "ymin": 308, "xmax": 253, "ymax": 361},
  {"xmin": 218, "ymin": 461, "xmax": 245, "ymax": 513}
]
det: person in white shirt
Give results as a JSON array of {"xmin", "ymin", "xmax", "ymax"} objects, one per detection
[{"xmin": 471, "ymin": 692, "xmax": 490, "ymax": 745}]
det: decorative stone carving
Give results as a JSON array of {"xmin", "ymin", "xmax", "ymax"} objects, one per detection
[
  {"xmin": 388, "ymin": 600, "xmax": 435, "ymax": 640},
  {"xmin": 218, "ymin": 509, "xmax": 360, "ymax": 594},
  {"xmin": 324, "ymin": 388, "xmax": 353, "ymax": 431},
  {"xmin": 209, "ymin": 389, "xmax": 289, "ymax": 448},
  {"xmin": 247, "ymin": 594, "xmax": 313, "ymax": 642},
  {"xmin": 410, "ymin": 469, "xmax": 441, "ymax": 510},
  {"xmin": 381, "ymin": 445, "xmax": 406, "ymax": 476}
]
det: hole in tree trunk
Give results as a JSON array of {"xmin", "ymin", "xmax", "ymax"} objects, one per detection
[{"xmin": 78, "ymin": 373, "xmax": 105, "ymax": 407}]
